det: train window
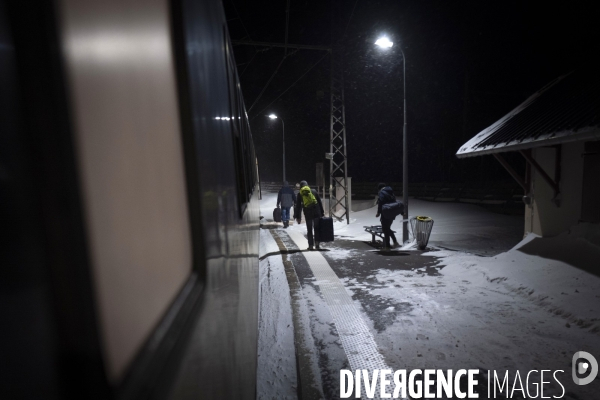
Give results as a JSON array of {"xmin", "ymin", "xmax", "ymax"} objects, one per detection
[{"xmin": 57, "ymin": 0, "xmax": 193, "ymax": 382}]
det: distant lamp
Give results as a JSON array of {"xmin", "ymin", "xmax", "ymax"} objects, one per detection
[
  {"xmin": 375, "ymin": 37, "xmax": 393, "ymax": 49},
  {"xmin": 266, "ymin": 114, "xmax": 285, "ymax": 181}
]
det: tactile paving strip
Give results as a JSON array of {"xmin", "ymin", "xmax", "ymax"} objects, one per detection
[{"xmin": 287, "ymin": 230, "xmax": 405, "ymax": 399}]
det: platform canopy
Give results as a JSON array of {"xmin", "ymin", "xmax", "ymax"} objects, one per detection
[{"xmin": 456, "ymin": 67, "xmax": 600, "ymax": 159}]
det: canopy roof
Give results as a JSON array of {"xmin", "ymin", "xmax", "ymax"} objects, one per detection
[{"xmin": 457, "ymin": 67, "xmax": 600, "ymax": 158}]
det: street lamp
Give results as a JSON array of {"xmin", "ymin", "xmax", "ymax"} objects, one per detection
[
  {"xmin": 375, "ymin": 35, "xmax": 409, "ymax": 243},
  {"xmin": 267, "ymin": 114, "xmax": 286, "ymax": 182}
]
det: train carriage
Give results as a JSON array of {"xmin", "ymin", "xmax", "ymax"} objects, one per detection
[{"xmin": 1, "ymin": 0, "xmax": 260, "ymax": 398}]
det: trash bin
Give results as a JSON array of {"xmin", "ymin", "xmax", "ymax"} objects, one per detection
[{"xmin": 410, "ymin": 216, "xmax": 434, "ymax": 250}]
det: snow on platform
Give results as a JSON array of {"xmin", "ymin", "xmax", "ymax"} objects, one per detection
[
  {"xmin": 320, "ymin": 229, "xmax": 600, "ymax": 399},
  {"xmin": 258, "ymin": 188, "xmax": 523, "ymax": 256},
  {"xmin": 259, "ymin": 226, "xmax": 280, "ymax": 258},
  {"xmin": 285, "ymin": 230, "xmax": 393, "ymax": 375},
  {"xmin": 257, "ymin": 229, "xmax": 297, "ymax": 400},
  {"xmin": 258, "ymin": 189, "xmax": 600, "ymax": 399},
  {"xmin": 428, "ymin": 223, "xmax": 600, "ymax": 325}
]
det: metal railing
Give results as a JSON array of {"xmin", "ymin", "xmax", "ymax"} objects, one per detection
[{"xmin": 351, "ymin": 181, "xmax": 524, "ymax": 214}]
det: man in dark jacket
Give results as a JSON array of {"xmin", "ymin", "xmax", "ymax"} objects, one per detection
[
  {"xmin": 376, "ymin": 183, "xmax": 400, "ymax": 250},
  {"xmin": 277, "ymin": 181, "xmax": 296, "ymax": 228},
  {"xmin": 295, "ymin": 180, "xmax": 324, "ymax": 250}
]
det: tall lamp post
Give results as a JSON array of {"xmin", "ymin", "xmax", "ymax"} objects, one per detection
[
  {"xmin": 375, "ymin": 36, "xmax": 409, "ymax": 242},
  {"xmin": 268, "ymin": 114, "xmax": 286, "ymax": 182}
]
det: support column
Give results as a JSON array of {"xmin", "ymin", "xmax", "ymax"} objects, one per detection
[
  {"xmin": 334, "ymin": 177, "xmax": 351, "ymax": 215},
  {"xmin": 329, "ymin": 47, "xmax": 349, "ymax": 223}
]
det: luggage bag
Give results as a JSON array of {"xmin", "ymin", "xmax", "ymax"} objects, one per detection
[
  {"xmin": 381, "ymin": 201, "xmax": 404, "ymax": 220},
  {"xmin": 273, "ymin": 207, "xmax": 282, "ymax": 222},
  {"xmin": 318, "ymin": 217, "xmax": 334, "ymax": 242}
]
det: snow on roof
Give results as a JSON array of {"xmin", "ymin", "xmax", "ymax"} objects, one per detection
[{"xmin": 456, "ymin": 67, "xmax": 600, "ymax": 158}]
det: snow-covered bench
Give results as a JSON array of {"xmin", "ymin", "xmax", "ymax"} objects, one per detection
[{"xmin": 363, "ymin": 225, "xmax": 396, "ymax": 244}]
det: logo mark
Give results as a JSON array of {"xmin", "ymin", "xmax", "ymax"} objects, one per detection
[{"xmin": 572, "ymin": 351, "xmax": 598, "ymax": 385}]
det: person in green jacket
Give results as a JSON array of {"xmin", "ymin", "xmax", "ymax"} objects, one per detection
[{"xmin": 294, "ymin": 180, "xmax": 324, "ymax": 250}]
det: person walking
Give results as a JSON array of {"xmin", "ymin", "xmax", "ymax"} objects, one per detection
[
  {"xmin": 376, "ymin": 183, "xmax": 400, "ymax": 251},
  {"xmin": 292, "ymin": 183, "xmax": 301, "ymax": 225},
  {"xmin": 277, "ymin": 181, "xmax": 296, "ymax": 228},
  {"xmin": 295, "ymin": 180, "xmax": 324, "ymax": 250}
]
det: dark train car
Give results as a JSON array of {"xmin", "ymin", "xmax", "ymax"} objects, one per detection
[{"xmin": 1, "ymin": 0, "xmax": 260, "ymax": 398}]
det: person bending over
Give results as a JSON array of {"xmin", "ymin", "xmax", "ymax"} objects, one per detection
[{"xmin": 375, "ymin": 182, "xmax": 400, "ymax": 250}]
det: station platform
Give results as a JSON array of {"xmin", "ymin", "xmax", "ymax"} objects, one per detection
[{"xmin": 258, "ymin": 191, "xmax": 600, "ymax": 400}]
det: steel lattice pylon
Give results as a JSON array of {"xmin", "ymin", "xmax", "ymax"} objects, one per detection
[{"xmin": 329, "ymin": 48, "xmax": 349, "ymax": 224}]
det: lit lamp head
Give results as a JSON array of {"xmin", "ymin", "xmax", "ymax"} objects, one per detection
[
  {"xmin": 268, "ymin": 114, "xmax": 278, "ymax": 119},
  {"xmin": 375, "ymin": 36, "xmax": 393, "ymax": 49}
]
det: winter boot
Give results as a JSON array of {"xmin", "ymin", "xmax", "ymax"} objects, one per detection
[{"xmin": 315, "ymin": 242, "xmax": 320, "ymax": 250}]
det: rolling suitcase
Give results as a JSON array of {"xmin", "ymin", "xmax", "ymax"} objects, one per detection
[
  {"xmin": 318, "ymin": 217, "xmax": 334, "ymax": 242},
  {"xmin": 273, "ymin": 207, "xmax": 282, "ymax": 222}
]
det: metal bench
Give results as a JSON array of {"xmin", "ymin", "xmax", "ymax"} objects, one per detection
[{"xmin": 363, "ymin": 225, "xmax": 396, "ymax": 244}]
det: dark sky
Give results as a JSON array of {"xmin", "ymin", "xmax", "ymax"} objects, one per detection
[{"xmin": 224, "ymin": 0, "xmax": 599, "ymax": 184}]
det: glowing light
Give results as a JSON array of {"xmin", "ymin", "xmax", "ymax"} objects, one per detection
[
  {"xmin": 375, "ymin": 37, "xmax": 393, "ymax": 49},
  {"xmin": 268, "ymin": 114, "xmax": 278, "ymax": 119}
]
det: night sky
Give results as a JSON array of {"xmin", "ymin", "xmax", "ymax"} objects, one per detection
[{"xmin": 224, "ymin": 0, "xmax": 599, "ymax": 185}]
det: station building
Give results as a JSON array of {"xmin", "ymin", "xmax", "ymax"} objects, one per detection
[{"xmin": 457, "ymin": 66, "xmax": 600, "ymax": 237}]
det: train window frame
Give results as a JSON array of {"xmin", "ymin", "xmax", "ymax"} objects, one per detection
[
  {"xmin": 169, "ymin": 1, "xmax": 207, "ymax": 280},
  {"xmin": 112, "ymin": 0, "xmax": 209, "ymax": 396}
]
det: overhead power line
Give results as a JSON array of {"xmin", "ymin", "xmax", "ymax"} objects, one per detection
[
  {"xmin": 285, "ymin": 0, "xmax": 291, "ymax": 56},
  {"xmin": 247, "ymin": 56, "xmax": 288, "ymax": 113},
  {"xmin": 251, "ymin": 51, "xmax": 330, "ymax": 119},
  {"xmin": 232, "ymin": 40, "xmax": 330, "ymax": 51},
  {"xmin": 343, "ymin": 0, "xmax": 360, "ymax": 39},
  {"xmin": 229, "ymin": 0, "xmax": 260, "ymax": 76}
]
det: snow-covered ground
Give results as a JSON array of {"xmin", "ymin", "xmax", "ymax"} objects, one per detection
[
  {"xmin": 350, "ymin": 233, "xmax": 600, "ymax": 399},
  {"xmin": 257, "ymin": 228, "xmax": 297, "ymax": 400},
  {"xmin": 260, "ymin": 190, "xmax": 523, "ymax": 255},
  {"xmin": 258, "ymin": 190, "xmax": 600, "ymax": 399}
]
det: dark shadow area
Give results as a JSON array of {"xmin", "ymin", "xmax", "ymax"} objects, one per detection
[
  {"xmin": 362, "ymin": 240, "xmax": 385, "ymax": 249},
  {"xmin": 372, "ymin": 251, "xmax": 411, "ymax": 256},
  {"xmin": 259, "ymin": 248, "xmax": 330, "ymax": 261},
  {"xmin": 435, "ymin": 245, "xmax": 494, "ymax": 258},
  {"xmin": 349, "ymin": 288, "xmax": 413, "ymax": 333},
  {"xmin": 517, "ymin": 236, "xmax": 600, "ymax": 278}
]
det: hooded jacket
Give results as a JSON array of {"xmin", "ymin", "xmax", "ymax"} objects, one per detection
[
  {"xmin": 377, "ymin": 186, "xmax": 396, "ymax": 215},
  {"xmin": 277, "ymin": 183, "xmax": 296, "ymax": 208}
]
